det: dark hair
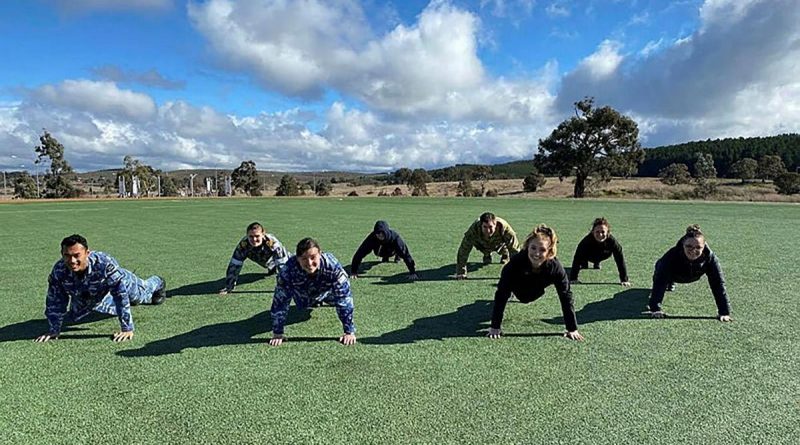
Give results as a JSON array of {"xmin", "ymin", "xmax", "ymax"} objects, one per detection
[
  {"xmin": 246, "ymin": 222, "xmax": 264, "ymax": 233},
  {"xmin": 61, "ymin": 234, "xmax": 88, "ymax": 250},
  {"xmin": 479, "ymin": 212, "xmax": 496, "ymax": 223},
  {"xmin": 592, "ymin": 217, "xmax": 609, "ymax": 230},
  {"xmin": 682, "ymin": 224, "xmax": 704, "ymax": 242},
  {"xmin": 296, "ymin": 237, "xmax": 321, "ymax": 256}
]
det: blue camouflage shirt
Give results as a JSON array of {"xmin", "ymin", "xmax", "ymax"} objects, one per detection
[
  {"xmin": 45, "ymin": 251, "xmax": 135, "ymax": 335},
  {"xmin": 224, "ymin": 234, "xmax": 290, "ymax": 291},
  {"xmin": 271, "ymin": 252, "xmax": 355, "ymax": 335}
]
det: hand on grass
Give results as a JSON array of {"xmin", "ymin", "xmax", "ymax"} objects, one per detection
[
  {"xmin": 408, "ymin": 273, "xmax": 419, "ymax": 281},
  {"xmin": 564, "ymin": 330, "xmax": 584, "ymax": 341},
  {"xmin": 455, "ymin": 273, "xmax": 466, "ymax": 280},
  {"xmin": 339, "ymin": 333, "xmax": 357, "ymax": 345},
  {"xmin": 570, "ymin": 279, "xmax": 580, "ymax": 285},
  {"xmin": 218, "ymin": 288, "xmax": 230, "ymax": 295},
  {"xmin": 620, "ymin": 281, "xmax": 632, "ymax": 287},
  {"xmin": 269, "ymin": 335, "xmax": 285, "ymax": 346},
  {"xmin": 34, "ymin": 333, "xmax": 57, "ymax": 342},
  {"xmin": 651, "ymin": 310, "xmax": 666, "ymax": 319},
  {"xmin": 487, "ymin": 328, "xmax": 502, "ymax": 339},
  {"xmin": 350, "ymin": 274, "xmax": 359, "ymax": 279},
  {"xmin": 718, "ymin": 315, "xmax": 732, "ymax": 322},
  {"xmin": 112, "ymin": 331, "xmax": 134, "ymax": 342}
]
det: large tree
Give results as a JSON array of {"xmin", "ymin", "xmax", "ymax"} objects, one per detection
[
  {"xmin": 407, "ymin": 168, "xmax": 431, "ymax": 196},
  {"xmin": 116, "ymin": 155, "xmax": 157, "ymax": 196},
  {"xmin": 535, "ymin": 98, "xmax": 643, "ymax": 198},
  {"xmin": 231, "ymin": 160, "xmax": 261, "ymax": 196},
  {"xmin": 757, "ymin": 155, "xmax": 787, "ymax": 182},
  {"xmin": 728, "ymin": 158, "xmax": 758, "ymax": 183},
  {"xmin": 34, "ymin": 130, "xmax": 78, "ymax": 198}
]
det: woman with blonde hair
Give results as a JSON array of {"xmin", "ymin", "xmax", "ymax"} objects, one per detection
[
  {"xmin": 648, "ymin": 225, "xmax": 732, "ymax": 321},
  {"xmin": 488, "ymin": 225, "xmax": 583, "ymax": 341}
]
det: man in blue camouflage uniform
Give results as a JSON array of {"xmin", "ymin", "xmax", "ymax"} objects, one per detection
[
  {"xmin": 35, "ymin": 234, "xmax": 166, "ymax": 343},
  {"xmin": 269, "ymin": 237, "xmax": 356, "ymax": 346},
  {"xmin": 219, "ymin": 222, "xmax": 289, "ymax": 295}
]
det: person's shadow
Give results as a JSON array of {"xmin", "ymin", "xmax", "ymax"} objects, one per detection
[
  {"xmin": 117, "ymin": 308, "xmax": 311, "ymax": 357},
  {"xmin": 168, "ymin": 273, "xmax": 269, "ymax": 297},
  {"xmin": 361, "ymin": 300, "xmax": 559, "ymax": 345},
  {"xmin": 542, "ymin": 288, "xmax": 717, "ymax": 326},
  {"xmin": 0, "ymin": 314, "xmax": 117, "ymax": 343},
  {"xmin": 368, "ymin": 263, "xmax": 496, "ymax": 285}
]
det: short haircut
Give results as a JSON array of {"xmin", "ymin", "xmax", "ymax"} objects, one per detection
[
  {"xmin": 479, "ymin": 212, "xmax": 496, "ymax": 224},
  {"xmin": 61, "ymin": 234, "xmax": 88, "ymax": 250},
  {"xmin": 246, "ymin": 222, "xmax": 264, "ymax": 233},
  {"xmin": 592, "ymin": 217, "xmax": 610, "ymax": 230},
  {"xmin": 296, "ymin": 237, "xmax": 321, "ymax": 256}
]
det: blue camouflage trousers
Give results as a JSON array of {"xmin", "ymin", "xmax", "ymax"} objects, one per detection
[{"xmin": 69, "ymin": 275, "xmax": 164, "ymax": 322}]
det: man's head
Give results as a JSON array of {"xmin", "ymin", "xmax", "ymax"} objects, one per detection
[
  {"xmin": 296, "ymin": 237, "xmax": 322, "ymax": 275},
  {"xmin": 479, "ymin": 212, "xmax": 497, "ymax": 237},
  {"xmin": 61, "ymin": 234, "xmax": 90, "ymax": 273},
  {"xmin": 246, "ymin": 222, "xmax": 266, "ymax": 247}
]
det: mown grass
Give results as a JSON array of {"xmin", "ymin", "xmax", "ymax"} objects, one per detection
[{"xmin": 0, "ymin": 197, "xmax": 798, "ymax": 444}]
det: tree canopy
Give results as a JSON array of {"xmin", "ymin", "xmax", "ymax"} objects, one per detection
[
  {"xmin": 231, "ymin": 160, "xmax": 261, "ymax": 196},
  {"xmin": 34, "ymin": 130, "xmax": 78, "ymax": 198},
  {"xmin": 535, "ymin": 98, "xmax": 643, "ymax": 198}
]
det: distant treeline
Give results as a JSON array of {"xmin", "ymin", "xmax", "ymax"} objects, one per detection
[{"xmin": 639, "ymin": 133, "xmax": 800, "ymax": 177}]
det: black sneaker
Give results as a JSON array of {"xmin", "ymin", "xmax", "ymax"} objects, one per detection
[
  {"xmin": 381, "ymin": 257, "xmax": 390, "ymax": 263},
  {"xmin": 151, "ymin": 277, "xmax": 167, "ymax": 305},
  {"xmin": 592, "ymin": 263, "xmax": 601, "ymax": 270},
  {"xmin": 393, "ymin": 255, "xmax": 401, "ymax": 263},
  {"xmin": 483, "ymin": 254, "xmax": 492, "ymax": 264}
]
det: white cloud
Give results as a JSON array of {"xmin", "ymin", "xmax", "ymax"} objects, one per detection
[
  {"xmin": 188, "ymin": 0, "xmax": 552, "ymax": 123},
  {"xmin": 0, "ymin": 80, "xmax": 554, "ymax": 172},
  {"xmin": 31, "ymin": 80, "xmax": 157, "ymax": 121},
  {"xmin": 545, "ymin": 1, "xmax": 571, "ymax": 18},
  {"xmin": 480, "ymin": 0, "xmax": 536, "ymax": 18},
  {"xmin": 575, "ymin": 40, "xmax": 624, "ymax": 79},
  {"xmin": 557, "ymin": 0, "xmax": 800, "ymax": 146}
]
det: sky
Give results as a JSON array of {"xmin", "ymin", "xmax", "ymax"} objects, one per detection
[{"xmin": 1, "ymin": 0, "xmax": 798, "ymax": 173}]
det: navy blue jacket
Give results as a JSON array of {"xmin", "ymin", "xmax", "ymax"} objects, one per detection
[
  {"xmin": 492, "ymin": 252, "xmax": 578, "ymax": 332},
  {"xmin": 649, "ymin": 243, "xmax": 731, "ymax": 316},
  {"xmin": 350, "ymin": 221, "xmax": 416, "ymax": 274}
]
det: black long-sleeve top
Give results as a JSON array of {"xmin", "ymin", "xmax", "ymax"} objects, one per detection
[
  {"xmin": 569, "ymin": 233, "xmax": 629, "ymax": 282},
  {"xmin": 649, "ymin": 243, "xmax": 731, "ymax": 316},
  {"xmin": 491, "ymin": 252, "xmax": 578, "ymax": 332},
  {"xmin": 350, "ymin": 220, "xmax": 416, "ymax": 274}
]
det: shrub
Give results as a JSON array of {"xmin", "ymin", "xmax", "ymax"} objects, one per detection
[{"xmin": 774, "ymin": 172, "xmax": 800, "ymax": 195}]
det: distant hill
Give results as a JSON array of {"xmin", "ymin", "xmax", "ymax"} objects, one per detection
[{"xmin": 640, "ymin": 133, "xmax": 800, "ymax": 177}]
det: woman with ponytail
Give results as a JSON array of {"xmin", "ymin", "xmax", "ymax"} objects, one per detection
[
  {"xmin": 488, "ymin": 225, "xmax": 584, "ymax": 341},
  {"xmin": 648, "ymin": 225, "xmax": 732, "ymax": 321}
]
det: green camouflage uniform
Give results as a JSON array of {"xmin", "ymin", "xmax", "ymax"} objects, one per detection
[{"xmin": 456, "ymin": 217, "xmax": 520, "ymax": 275}]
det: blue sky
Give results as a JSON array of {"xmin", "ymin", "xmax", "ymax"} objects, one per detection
[{"xmin": 1, "ymin": 0, "xmax": 798, "ymax": 172}]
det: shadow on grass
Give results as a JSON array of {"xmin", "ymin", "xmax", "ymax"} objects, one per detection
[
  {"xmin": 117, "ymin": 308, "xmax": 311, "ymax": 357},
  {"xmin": 543, "ymin": 288, "xmax": 718, "ymax": 325},
  {"xmin": 370, "ymin": 263, "xmax": 496, "ymax": 285},
  {"xmin": 1, "ymin": 313, "xmax": 116, "ymax": 343},
  {"xmin": 168, "ymin": 273, "xmax": 270, "ymax": 297},
  {"xmin": 361, "ymin": 300, "xmax": 559, "ymax": 345}
]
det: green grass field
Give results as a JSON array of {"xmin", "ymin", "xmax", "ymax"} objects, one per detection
[{"xmin": 1, "ymin": 197, "xmax": 798, "ymax": 444}]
